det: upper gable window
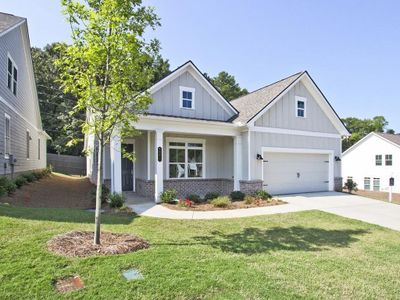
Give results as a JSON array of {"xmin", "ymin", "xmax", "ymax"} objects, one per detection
[
  {"xmin": 180, "ymin": 86, "xmax": 195, "ymax": 109},
  {"xmin": 295, "ymin": 96, "xmax": 306, "ymax": 118},
  {"xmin": 7, "ymin": 55, "xmax": 17, "ymax": 96}
]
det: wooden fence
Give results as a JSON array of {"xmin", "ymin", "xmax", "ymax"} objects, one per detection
[{"xmin": 47, "ymin": 153, "xmax": 86, "ymax": 176}]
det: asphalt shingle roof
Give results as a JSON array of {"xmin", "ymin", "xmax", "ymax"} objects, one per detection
[
  {"xmin": 0, "ymin": 12, "xmax": 24, "ymax": 34},
  {"xmin": 230, "ymin": 71, "xmax": 304, "ymax": 124},
  {"xmin": 376, "ymin": 133, "xmax": 400, "ymax": 147}
]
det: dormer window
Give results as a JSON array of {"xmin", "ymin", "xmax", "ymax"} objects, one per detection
[
  {"xmin": 180, "ymin": 86, "xmax": 195, "ymax": 109},
  {"xmin": 295, "ymin": 96, "xmax": 306, "ymax": 118},
  {"xmin": 7, "ymin": 55, "xmax": 17, "ymax": 96}
]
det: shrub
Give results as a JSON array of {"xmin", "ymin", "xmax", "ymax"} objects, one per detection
[
  {"xmin": 90, "ymin": 184, "xmax": 110, "ymax": 204},
  {"xmin": 204, "ymin": 192, "xmax": 220, "ymax": 202},
  {"xmin": 108, "ymin": 193, "xmax": 126, "ymax": 208},
  {"xmin": 22, "ymin": 173, "xmax": 36, "ymax": 183},
  {"xmin": 230, "ymin": 191, "xmax": 245, "ymax": 201},
  {"xmin": 33, "ymin": 171, "xmax": 44, "ymax": 180},
  {"xmin": 210, "ymin": 196, "xmax": 231, "ymax": 208},
  {"xmin": 253, "ymin": 189, "xmax": 272, "ymax": 200},
  {"xmin": 0, "ymin": 177, "xmax": 17, "ymax": 195},
  {"xmin": 178, "ymin": 199, "xmax": 194, "ymax": 207},
  {"xmin": 344, "ymin": 179, "xmax": 358, "ymax": 194},
  {"xmin": 160, "ymin": 189, "xmax": 177, "ymax": 203},
  {"xmin": 14, "ymin": 176, "xmax": 28, "ymax": 188},
  {"xmin": 0, "ymin": 185, "xmax": 6, "ymax": 197},
  {"xmin": 186, "ymin": 194, "xmax": 201, "ymax": 203},
  {"xmin": 244, "ymin": 195, "xmax": 255, "ymax": 204}
]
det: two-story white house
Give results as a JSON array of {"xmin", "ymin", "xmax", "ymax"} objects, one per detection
[
  {"xmin": 86, "ymin": 61, "xmax": 349, "ymax": 202},
  {"xmin": 0, "ymin": 12, "xmax": 49, "ymax": 176},
  {"xmin": 342, "ymin": 132, "xmax": 400, "ymax": 193}
]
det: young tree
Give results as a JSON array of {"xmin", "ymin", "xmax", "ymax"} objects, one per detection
[
  {"xmin": 205, "ymin": 71, "xmax": 248, "ymax": 101},
  {"xmin": 58, "ymin": 0, "xmax": 160, "ymax": 244}
]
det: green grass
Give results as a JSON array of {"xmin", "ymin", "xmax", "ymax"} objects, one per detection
[{"xmin": 1, "ymin": 205, "xmax": 400, "ymax": 299}]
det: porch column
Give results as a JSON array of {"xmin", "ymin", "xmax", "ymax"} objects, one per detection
[
  {"xmin": 233, "ymin": 134, "xmax": 242, "ymax": 191},
  {"xmin": 154, "ymin": 129, "xmax": 164, "ymax": 203},
  {"xmin": 110, "ymin": 134, "xmax": 122, "ymax": 193}
]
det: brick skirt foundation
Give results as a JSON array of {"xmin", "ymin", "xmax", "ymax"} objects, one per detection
[{"xmin": 239, "ymin": 180, "xmax": 263, "ymax": 194}]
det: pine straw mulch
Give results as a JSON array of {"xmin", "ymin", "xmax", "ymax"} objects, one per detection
[
  {"xmin": 163, "ymin": 199, "xmax": 287, "ymax": 211},
  {"xmin": 47, "ymin": 231, "xmax": 149, "ymax": 257}
]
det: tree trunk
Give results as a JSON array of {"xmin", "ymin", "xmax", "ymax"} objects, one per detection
[{"xmin": 94, "ymin": 135, "xmax": 104, "ymax": 245}]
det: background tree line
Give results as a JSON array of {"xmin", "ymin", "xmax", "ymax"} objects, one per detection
[{"xmin": 31, "ymin": 44, "xmax": 396, "ymax": 155}]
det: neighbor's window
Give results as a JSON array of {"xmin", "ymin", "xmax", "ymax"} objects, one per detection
[
  {"xmin": 38, "ymin": 138, "xmax": 40, "ymax": 160},
  {"xmin": 385, "ymin": 154, "xmax": 392, "ymax": 166},
  {"xmin": 295, "ymin": 96, "xmax": 306, "ymax": 118},
  {"xmin": 7, "ymin": 56, "xmax": 17, "ymax": 95},
  {"xmin": 26, "ymin": 130, "xmax": 30, "ymax": 159},
  {"xmin": 4, "ymin": 114, "xmax": 10, "ymax": 158},
  {"xmin": 168, "ymin": 139, "xmax": 204, "ymax": 179},
  {"xmin": 373, "ymin": 178, "xmax": 380, "ymax": 191},
  {"xmin": 180, "ymin": 86, "xmax": 195, "ymax": 109},
  {"xmin": 364, "ymin": 177, "xmax": 370, "ymax": 190},
  {"xmin": 375, "ymin": 155, "xmax": 382, "ymax": 166}
]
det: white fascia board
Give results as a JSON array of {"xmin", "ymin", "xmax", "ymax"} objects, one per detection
[
  {"xmin": 0, "ymin": 19, "xmax": 26, "ymax": 38},
  {"xmin": 342, "ymin": 132, "xmax": 400, "ymax": 156},
  {"xmin": 134, "ymin": 115, "xmax": 241, "ymax": 136},
  {"xmin": 250, "ymin": 126, "xmax": 341, "ymax": 139}
]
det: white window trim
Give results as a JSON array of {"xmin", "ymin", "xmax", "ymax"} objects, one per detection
[
  {"xmin": 295, "ymin": 96, "xmax": 307, "ymax": 118},
  {"xmin": 7, "ymin": 53, "xmax": 18, "ymax": 95},
  {"xmin": 26, "ymin": 129, "xmax": 30, "ymax": 160},
  {"xmin": 4, "ymin": 113, "xmax": 10, "ymax": 159},
  {"xmin": 375, "ymin": 154, "xmax": 382, "ymax": 166},
  {"xmin": 385, "ymin": 154, "xmax": 393, "ymax": 166},
  {"xmin": 179, "ymin": 86, "xmax": 195, "ymax": 110},
  {"xmin": 166, "ymin": 137, "xmax": 206, "ymax": 179},
  {"xmin": 373, "ymin": 177, "xmax": 380, "ymax": 191}
]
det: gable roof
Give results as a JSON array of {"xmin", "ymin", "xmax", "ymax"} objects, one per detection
[
  {"xmin": 148, "ymin": 60, "xmax": 239, "ymax": 117},
  {"xmin": 230, "ymin": 71, "xmax": 303, "ymax": 124},
  {"xmin": 0, "ymin": 12, "xmax": 25, "ymax": 36},
  {"xmin": 343, "ymin": 132, "xmax": 400, "ymax": 156}
]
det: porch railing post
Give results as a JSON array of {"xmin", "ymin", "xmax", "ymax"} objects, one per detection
[
  {"xmin": 233, "ymin": 134, "xmax": 242, "ymax": 191},
  {"xmin": 110, "ymin": 134, "xmax": 122, "ymax": 194},
  {"xmin": 154, "ymin": 129, "xmax": 164, "ymax": 203}
]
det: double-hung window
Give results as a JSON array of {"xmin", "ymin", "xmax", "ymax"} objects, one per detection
[
  {"xmin": 373, "ymin": 178, "xmax": 380, "ymax": 191},
  {"xmin": 180, "ymin": 86, "xmax": 195, "ymax": 109},
  {"xmin": 375, "ymin": 155, "xmax": 382, "ymax": 166},
  {"xmin": 7, "ymin": 55, "xmax": 17, "ymax": 95},
  {"xmin": 4, "ymin": 114, "xmax": 10, "ymax": 158},
  {"xmin": 295, "ymin": 96, "xmax": 306, "ymax": 118},
  {"xmin": 385, "ymin": 154, "xmax": 392, "ymax": 166},
  {"xmin": 168, "ymin": 138, "xmax": 204, "ymax": 179},
  {"xmin": 364, "ymin": 177, "xmax": 370, "ymax": 190}
]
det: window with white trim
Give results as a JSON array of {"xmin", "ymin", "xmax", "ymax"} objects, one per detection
[
  {"xmin": 364, "ymin": 177, "xmax": 370, "ymax": 190},
  {"xmin": 375, "ymin": 155, "xmax": 382, "ymax": 166},
  {"xmin": 295, "ymin": 96, "xmax": 306, "ymax": 118},
  {"xmin": 26, "ymin": 130, "xmax": 30, "ymax": 159},
  {"xmin": 7, "ymin": 56, "xmax": 17, "ymax": 96},
  {"xmin": 385, "ymin": 154, "xmax": 392, "ymax": 166},
  {"xmin": 4, "ymin": 114, "xmax": 10, "ymax": 158},
  {"xmin": 179, "ymin": 86, "xmax": 195, "ymax": 109},
  {"xmin": 373, "ymin": 178, "xmax": 380, "ymax": 191},
  {"xmin": 168, "ymin": 139, "xmax": 204, "ymax": 179}
]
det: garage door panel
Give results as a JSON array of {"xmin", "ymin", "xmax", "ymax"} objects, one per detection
[{"xmin": 263, "ymin": 152, "xmax": 329, "ymax": 195}]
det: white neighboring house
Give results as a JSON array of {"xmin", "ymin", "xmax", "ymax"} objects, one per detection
[
  {"xmin": 86, "ymin": 61, "xmax": 349, "ymax": 202},
  {"xmin": 342, "ymin": 132, "xmax": 400, "ymax": 193}
]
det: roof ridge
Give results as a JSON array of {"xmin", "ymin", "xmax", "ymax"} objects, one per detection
[{"xmin": 231, "ymin": 71, "xmax": 304, "ymax": 103}]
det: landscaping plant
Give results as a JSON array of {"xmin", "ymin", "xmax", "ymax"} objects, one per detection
[
  {"xmin": 244, "ymin": 195, "xmax": 255, "ymax": 205},
  {"xmin": 160, "ymin": 189, "xmax": 177, "ymax": 204},
  {"xmin": 230, "ymin": 191, "xmax": 245, "ymax": 201},
  {"xmin": 204, "ymin": 192, "xmax": 220, "ymax": 202},
  {"xmin": 253, "ymin": 189, "xmax": 272, "ymax": 200},
  {"xmin": 108, "ymin": 193, "xmax": 126, "ymax": 209},
  {"xmin": 210, "ymin": 196, "xmax": 231, "ymax": 208},
  {"xmin": 178, "ymin": 199, "xmax": 194, "ymax": 208},
  {"xmin": 0, "ymin": 177, "xmax": 17, "ymax": 195},
  {"xmin": 344, "ymin": 179, "xmax": 358, "ymax": 194},
  {"xmin": 186, "ymin": 194, "xmax": 201, "ymax": 203},
  {"xmin": 14, "ymin": 176, "xmax": 28, "ymax": 188}
]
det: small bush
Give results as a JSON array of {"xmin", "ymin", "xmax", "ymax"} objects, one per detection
[
  {"xmin": 108, "ymin": 193, "xmax": 126, "ymax": 208},
  {"xmin": 33, "ymin": 171, "xmax": 44, "ymax": 180},
  {"xmin": 253, "ymin": 189, "xmax": 271, "ymax": 200},
  {"xmin": 90, "ymin": 184, "xmax": 110, "ymax": 204},
  {"xmin": 14, "ymin": 176, "xmax": 28, "ymax": 188},
  {"xmin": 22, "ymin": 173, "xmax": 36, "ymax": 183},
  {"xmin": 244, "ymin": 195, "xmax": 255, "ymax": 204},
  {"xmin": 160, "ymin": 189, "xmax": 177, "ymax": 203},
  {"xmin": 0, "ymin": 186, "xmax": 6, "ymax": 197},
  {"xmin": 186, "ymin": 194, "xmax": 201, "ymax": 203},
  {"xmin": 344, "ymin": 179, "xmax": 358, "ymax": 194},
  {"xmin": 178, "ymin": 199, "xmax": 194, "ymax": 207},
  {"xmin": 210, "ymin": 196, "xmax": 231, "ymax": 208},
  {"xmin": 204, "ymin": 192, "xmax": 220, "ymax": 201},
  {"xmin": 230, "ymin": 191, "xmax": 245, "ymax": 201},
  {"xmin": 0, "ymin": 177, "xmax": 17, "ymax": 195}
]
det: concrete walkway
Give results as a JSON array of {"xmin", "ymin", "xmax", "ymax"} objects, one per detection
[{"xmin": 127, "ymin": 192, "xmax": 400, "ymax": 231}]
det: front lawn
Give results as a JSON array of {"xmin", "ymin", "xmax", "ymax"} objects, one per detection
[{"xmin": 1, "ymin": 205, "xmax": 400, "ymax": 299}]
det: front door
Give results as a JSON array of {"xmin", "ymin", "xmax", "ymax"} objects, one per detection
[{"xmin": 121, "ymin": 143, "xmax": 134, "ymax": 191}]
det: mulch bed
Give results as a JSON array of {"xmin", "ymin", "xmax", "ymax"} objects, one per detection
[
  {"xmin": 163, "ymin": 199, "xmax": 287, "ymax": 211},
  {"xmin": 47, "ymin": 231, "xmax": 149, "ymax": 257}
]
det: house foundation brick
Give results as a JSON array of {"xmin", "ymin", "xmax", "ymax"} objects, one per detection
[
  {"xmin": 164, "ymin": 178, "xmax": 234, "ymax": 198},
  {"xmin": 136, "ymin": 178, "xmax": 155, "ymax": 198},
  {"xmin": 239, "ymin": 180, "xmax": 263, "ymax": 195},
  {"xmin": 334, "ymin": 177, "xmax": 343, "ymax": 192}
]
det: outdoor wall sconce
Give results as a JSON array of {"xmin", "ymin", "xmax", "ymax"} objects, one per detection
[
  {"xmin": 158, "ymin": 147, "xmax": 162, "ymax": 162},
  {"xmin": 256, "ymin": 154, "xmax": 264, "ymax": 160},
  {"xmin": 335, "ymin": 156, "xmax": 341, "ymax": 162}
]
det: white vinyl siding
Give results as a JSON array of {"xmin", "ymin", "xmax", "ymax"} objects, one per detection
[
  {"xmin": 26, "ymin": 130, "xmax": 30, "ymax": 159},
  {"xmin": 4, "ymin": 113, "xmax": 10, "ymax": 158},
  {"xmin": 37, "ymin": 138, "xmax": 40, "ymax": 160}
]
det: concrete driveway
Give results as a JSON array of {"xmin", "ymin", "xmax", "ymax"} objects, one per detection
[
  {"xmin": 129, "ymin": 192, "xmax": 400, "ymax": 231},
  {"xmin": 279, "ymin": 192, "xmax": 400, "ymax": 231}
]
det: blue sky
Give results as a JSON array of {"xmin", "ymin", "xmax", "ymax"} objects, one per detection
[{"xmin": 1, "ymin": 0, "xmax": 399, "ymax": 131}]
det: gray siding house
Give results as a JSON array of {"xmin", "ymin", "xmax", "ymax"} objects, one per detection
[
  {"xmin": 0, "ymin": 13, "xmax": 49, "ymax": 176},
  {"xmin": 86, "ymin": 61, "xmax": 348, "ymax": 202}
]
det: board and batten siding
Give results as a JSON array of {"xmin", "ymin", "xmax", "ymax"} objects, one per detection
[
  {"xmin": 255, "ymin": 81, "xmax": 339, "ymax": 134},
  {"xmin": 148, "ymin": 71, "xmax": 232, "ymax": 121},
  {"xmin": 0, "ymin": 24, "xmax": 46, "ymax": 174},
  {"xmin": 249, "ymin": 132, "xmax": 341, "ymax": 180}
]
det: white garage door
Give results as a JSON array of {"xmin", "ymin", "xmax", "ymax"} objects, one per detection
[{"xmin": 263, "ymin": 152, "xmax": 329, "ymax": 195}]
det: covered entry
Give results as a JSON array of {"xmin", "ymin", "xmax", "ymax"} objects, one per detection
[{"xmin": 262, "ymin": 148, "xmax": 334, "ymax": 195}]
